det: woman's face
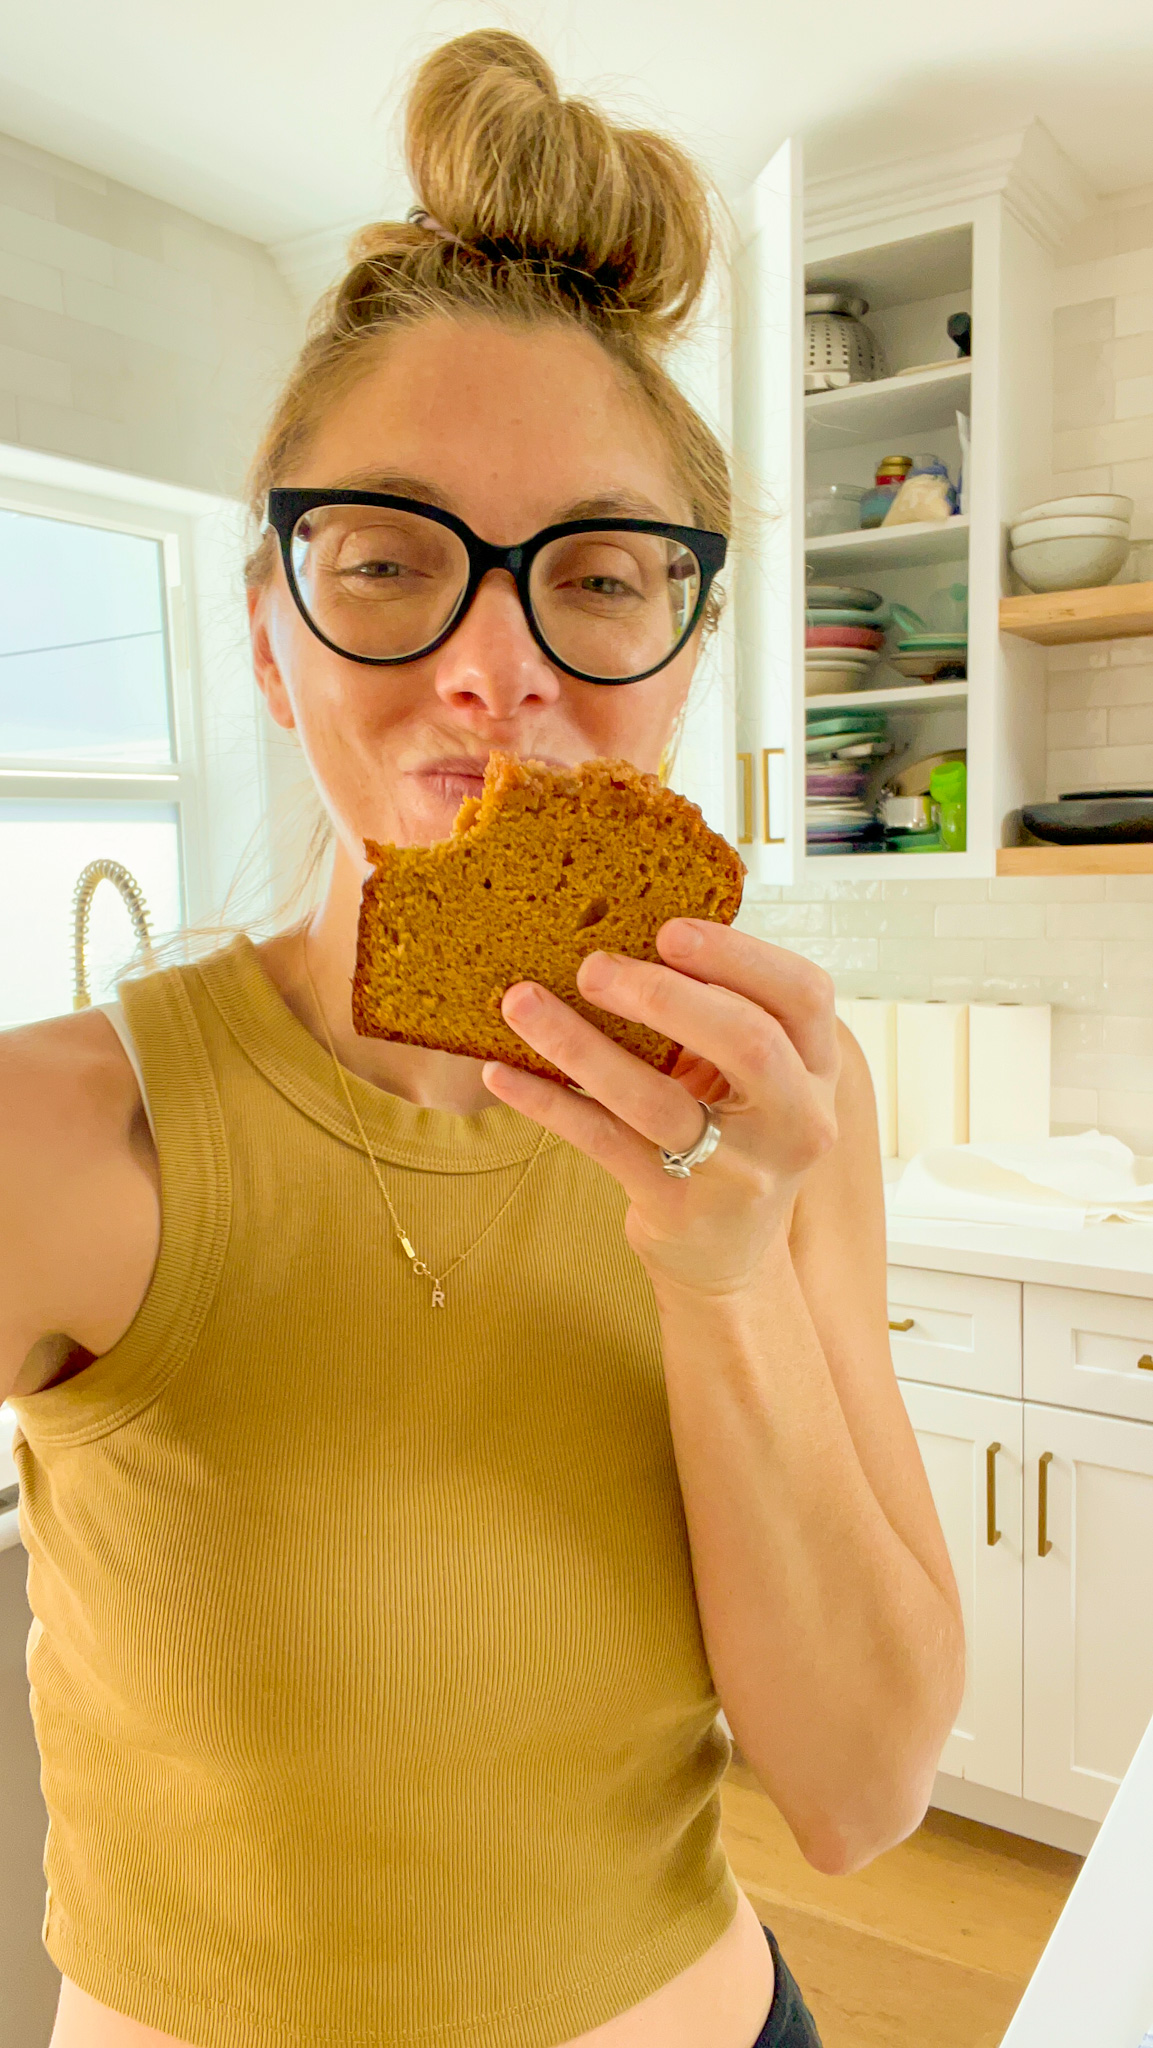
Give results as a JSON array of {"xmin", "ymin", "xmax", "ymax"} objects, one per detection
[{"xmin": 249, "ymin": 315, "xmax": 705, "ymax": 863}]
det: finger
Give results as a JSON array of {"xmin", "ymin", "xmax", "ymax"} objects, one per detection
[
  {"xmin": 575, "ymin": 947, "xmax": 815, "ymax": 1104},
  {"xmin": 480, "ymin": 1057, "xmax": 710, "ymax": 1207},
  {"xmin": 499, "ymin": 980, "xmax": 712, "ymax": 1158},
  {"xmin": 654, "ymin": 920, "xmax": 839, "ymax": 1079}
]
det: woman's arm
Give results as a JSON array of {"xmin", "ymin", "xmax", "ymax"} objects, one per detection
[{"xmin": 646, "ymin": 1020, "xmax": 965, "ymax": 1878}]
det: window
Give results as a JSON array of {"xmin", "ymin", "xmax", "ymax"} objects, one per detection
[{"xmin": 0, "ymin": 456, "xmax": 260, "ymax": 1030}]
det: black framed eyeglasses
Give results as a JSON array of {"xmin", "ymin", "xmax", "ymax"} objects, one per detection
[{"xmin": 264, "ymin": 489, "xmax": 727, "ymax": 685}]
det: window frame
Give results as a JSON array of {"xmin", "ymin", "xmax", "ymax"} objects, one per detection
[{"xmin": 0, "ymin": 444, "xmax": 266, "ymax": 1002}]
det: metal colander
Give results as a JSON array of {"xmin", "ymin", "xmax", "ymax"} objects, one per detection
[{"xmin": 804, "ymin": 291, "xmax": 886, "ymax": 392}]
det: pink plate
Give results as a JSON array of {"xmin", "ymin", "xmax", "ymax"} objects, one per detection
[{"xmin": 805, "ymin": 624, "xmax": 886, "ymax": 650}]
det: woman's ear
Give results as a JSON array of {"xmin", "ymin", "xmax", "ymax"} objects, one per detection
[{"xmin": 248, "ymin": 582, "xmax": 296, "ymax": 734}]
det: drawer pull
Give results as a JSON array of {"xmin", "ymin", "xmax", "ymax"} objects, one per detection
[
  {"xmin": 1139, "ymin": 1354, "xmax": 1153, "ymax": 1372},
  {"xmin": 986, "ymin": 1443, "xmax": 1001, "ymax": 1547},
  {"xmin": 1038, "ymin": 1451, "xmax": 1053, "ymax": 1557},
  {"xmin": 761, "ymin": 748, "xmax": 786, "ymax": 846},
  {"xmin": 889, "ymin": 1317, "xmax": 914, "ymax": 1333}
]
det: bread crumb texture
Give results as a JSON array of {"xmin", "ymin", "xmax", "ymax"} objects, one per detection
[{"xmin": 352, "ymin": 753, "xmax": 746, "ymax": 1083}]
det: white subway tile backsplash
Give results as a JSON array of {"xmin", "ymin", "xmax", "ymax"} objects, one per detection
[
  {"xmin": 1103, "ymin": 1013, "xmax": 1153, "ymax": 1053},
  {"xmin": 831, "ymin": 900, "xmax": 935, "ymax": 937},
  {"xmin": 1047, "ymin": 900, "xmax": 1153, "ymax": 939},
  {"xmin": 1111, "ymin": 331, "xmax": 1153, "ymax": 379},
  {"xmin": 878, "ymin": 937, "xmax": 986, "ymax": 980},
  {"xmin": 0, "ymin": 200, "xmax": 115, "ymax": 286},
  {"xmin": 1115, "ymin": 373, "xmax": 1153, "ymax": 420},
  {"xmin": 1051, "ymin": 1086, "xmax": 1100, "ymax": 1127},
  {"xmin": 744, "ymin": 901, "xmax": 829, "ymax": 934},
  {"xmin": 0, "ymin": 339, "xmax": 69, "ymax": 405},
  {"xmin": 988, "ymin": 874, "xmax": 1106, "ymax": 903},
  {"xmin": 1046, "ymin": 707, "xmax": 1109, "ymax": 748},
  {"xmin": 1116, "ymin": 289, "xmax": 1153, "ymax": 337},
  {"xmin": 982, "ymin": 937, "xmax": 1103, "ymax": 979},
  {"xmin": 1104, "ymin": 940, "xmax": 1153, "ymax": 980},
  {"xmin": 1108, "ymin": 704, "xmax": 1153, "ymax": 745},
  {"xmin": 1096, "ymin": 1092, "xmax": 1153, "ymax": 1150},
  {"xmin": 1047, "ymin": 745, "xmax": 1153, "ymax": 794},
  {"xmin": 0, "ymin": 245, "xmax": 64, "ymax": 314},
  {"xmin": 934, "ymin": 901, "xmax": 1046, "ymax": 938},
  {"xmin": 779, "ymin": 937, "xmax": 879, "ymax": 975}
]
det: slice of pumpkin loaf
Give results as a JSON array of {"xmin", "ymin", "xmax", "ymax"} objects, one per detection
[{"xmin": 352, "ymin": 751, "xmax": 746, "ymax": 1085}]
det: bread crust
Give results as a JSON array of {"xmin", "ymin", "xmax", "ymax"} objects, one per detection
[{"xmin": 352, "ymin": 752, "xmax": 745, "ymax": 1083}]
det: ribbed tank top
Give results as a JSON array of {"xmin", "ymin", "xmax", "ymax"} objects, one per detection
[{"xmin": 8, "ymin": 932, "xmax": 739, "ymax": 2048}]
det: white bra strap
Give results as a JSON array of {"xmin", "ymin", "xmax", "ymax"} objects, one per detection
[{"xmin": 94, "ymin": 1002, "xmax": 158, "ymax": 1149}]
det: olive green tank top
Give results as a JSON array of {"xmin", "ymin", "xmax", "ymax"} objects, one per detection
[{"xmin": 8, "ymin": 933, "xmax": 739, "ymax": 2048}]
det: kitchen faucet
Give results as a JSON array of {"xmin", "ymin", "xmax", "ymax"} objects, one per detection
[{"xmin": 71, "ymin": 860, "xmax": 155, "ymax": 1010}]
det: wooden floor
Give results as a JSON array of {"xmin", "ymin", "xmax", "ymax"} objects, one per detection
[{"xmin": 720, "ymin": 1755, "xmax": 1084, "ymax": 2048}]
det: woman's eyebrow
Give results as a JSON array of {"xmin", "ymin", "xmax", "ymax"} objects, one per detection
[{"xmin": 326, "ymin": 474, "xmax": 674, "ymax": 524}]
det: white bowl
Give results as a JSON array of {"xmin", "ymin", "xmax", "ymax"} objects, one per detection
[
  {"xmin": 1011, "ymin": 514, "xmax": 1130, "ymax": 545},
  {"xmin": 1010, "ymin": 534, "xmax": 1130, "ymax": 593},
  {"xmin": 1013, "ymin": 493, "xmax": 1134, "ymax": 525},
  {"xmin": 805, "ymin": 646, "xmax": 881, "ymax": 665},
  {"xmin": 805, "ymin": 663, "xmax": 879, "ymax": 695}
]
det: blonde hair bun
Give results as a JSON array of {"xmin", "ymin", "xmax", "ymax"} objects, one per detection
[{"xmin": 390, "ymin": 28, "xmax": 714, "ymax": 346}]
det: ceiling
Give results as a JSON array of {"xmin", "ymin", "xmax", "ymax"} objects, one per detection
[{"xmin": 3, "ymin": 0, "xmax": 1153, "ymax": 255}]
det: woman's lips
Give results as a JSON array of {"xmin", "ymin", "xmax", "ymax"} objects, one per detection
[{"xmin": 415, "ymin": 770, "xmax": 487, "ymax": 805}]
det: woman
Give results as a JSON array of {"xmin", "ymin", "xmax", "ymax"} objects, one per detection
[{"xmin": 9, "ymin": 28, "xmax": 965, "ymax": 2048}]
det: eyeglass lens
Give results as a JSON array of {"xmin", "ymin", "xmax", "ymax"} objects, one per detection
[{"xmin": 289, "ymin": 506, "xmax": 702, "ymax": 678}]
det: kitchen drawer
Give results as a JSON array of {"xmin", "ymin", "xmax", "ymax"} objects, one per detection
[
  {"xmin": 887, "ymin": 1265, "xmax": 1021, "ymax": 1397},
  {"xmin": 1024, "ymin": 1284, "xmax": 1153, "ymax": 1424}
]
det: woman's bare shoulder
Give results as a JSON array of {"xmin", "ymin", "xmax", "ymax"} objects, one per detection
[{"xmin": 0, "ymin": 1007, "xmax": 160, "ymax": 1399}]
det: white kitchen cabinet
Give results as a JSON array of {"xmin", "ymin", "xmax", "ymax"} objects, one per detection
[
  {"xmin": 898, "ymin": 1379, "xmax": 1024, "ymax": 1795},
  {"xmin": 888, "ymin": 1263, "xmax": 1021, "ymax": 1398},
  {"xmin": 1023, "ymin": 1401, "xmax": 1153, "ymax": 1823},
  {"xmin": 722, "ymin": 124, "xmax": 1093, "ymax": 881},
  {"xmin": 1024, "ymin": 1282, "xmax": 1153, "ymax": 1426}
]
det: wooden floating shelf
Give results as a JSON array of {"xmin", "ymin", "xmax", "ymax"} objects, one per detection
[
  {"xmin": 999, "ymin": 582, "xmax": 1153, "ymax": 645},
  {"xmin": 996, "ymin": 843, "xmax": 1153, "ymax": 875}
]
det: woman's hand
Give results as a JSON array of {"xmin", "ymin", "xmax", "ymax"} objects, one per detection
[{"xmin": 481, "ymin": 918, "xmax": 842, "ymax": 1299}]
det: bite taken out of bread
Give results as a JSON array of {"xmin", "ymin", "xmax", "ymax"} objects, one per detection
[{"xmin": 351, "ymin": 751, "xmax": 746, "ymax": 1084}]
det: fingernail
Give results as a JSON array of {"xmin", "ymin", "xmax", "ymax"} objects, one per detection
[
  {"xmin": 665, "ymin": 920, "xmax": 702, "ymax": 953},
  {"xmin": 502, "ymin": 982, "xmax": 543, "ymax": 1018}
]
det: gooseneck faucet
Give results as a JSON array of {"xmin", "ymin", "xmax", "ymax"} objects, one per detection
[{"xmin": 71, "ymin": 860, "xmax": 155, "ymax": 1010}]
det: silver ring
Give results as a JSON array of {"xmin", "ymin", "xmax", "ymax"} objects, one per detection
[{"xmin": 659, "ymin": 1102, "xmax": 723, "ymax": 1179}]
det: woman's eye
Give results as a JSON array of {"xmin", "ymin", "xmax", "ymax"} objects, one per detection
[{"xmin": 579, "ymin": 574, "xmax": 632, "ymax": 595}]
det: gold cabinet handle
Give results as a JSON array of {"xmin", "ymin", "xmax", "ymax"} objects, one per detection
[
  {"xmin": 1038, "ymin": 1451, "xmax": 1053, "ymax": 1557},
  {"xmin": 761, "ymin": 748, "xmax": 786, "ymax": 845},
  {"xmin": 889, "ymin": 1317, "xmax": 914, "ymax": 1332},
  {"xmin": 737, "ymin": 752, "xmax": 754, "ymax": 845},
  {"xmin": 1139, "ymin": 1354, "xmax": 1153, "ymax": 1372},
  {"xmin": 986, "ymin": 1442, "xmax": 1001, "ymax": 1547}
]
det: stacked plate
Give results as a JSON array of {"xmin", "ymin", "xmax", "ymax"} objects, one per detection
[
  {"xmin": 805, "ymin": 707, "xmax": 891, "ymax": 852},
  {"xmin": 1009, "ymin": 494, "xmax": 1134, "ymax": 593},
  {"xmin": 806, "ymin": 582, "xmax": 886, "ymax": 695},
  {"xmin": 889, "ymin": 632, "xmax": 967, "ymax": 680}
]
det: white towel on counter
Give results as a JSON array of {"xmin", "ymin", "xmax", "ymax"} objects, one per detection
[{"xmin": 887, "ymin": 1130, "xmax": 1153, "ymax": 1230}]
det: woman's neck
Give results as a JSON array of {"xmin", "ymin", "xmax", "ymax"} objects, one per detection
[{"xmin": 265, "ymin": 859, "xmax": 501, "ymax": 1119}]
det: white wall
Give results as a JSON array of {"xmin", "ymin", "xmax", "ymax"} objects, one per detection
[{"xmin": 741, "ymin": 184, "xmax": 1153, "ymax": 1156}]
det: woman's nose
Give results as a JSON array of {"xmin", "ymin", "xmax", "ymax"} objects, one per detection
[{"xmin": 431, "ymin": 569, "xmax": 561, "ymax": 718}]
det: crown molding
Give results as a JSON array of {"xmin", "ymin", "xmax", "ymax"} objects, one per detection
[{"xmin": 805, "ymin": 120, "xmax": 1095, "ymax": 253}]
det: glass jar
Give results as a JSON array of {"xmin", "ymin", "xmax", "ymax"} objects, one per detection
[{"xmin": 859, "ymin": 456, "xmax": 913, "ymax": 530}]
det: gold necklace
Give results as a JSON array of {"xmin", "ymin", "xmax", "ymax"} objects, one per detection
[{"xmin": 301, "ymin": 924, "xmax": 549, "ymax": 1308}]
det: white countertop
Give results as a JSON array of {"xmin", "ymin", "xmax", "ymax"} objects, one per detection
[
  {"xmin": 999, "ymin": 1705, "xmax": 1153, "ymax": 2048},
  {"xmin": 886, "ymin": 1208, "xmax": 1153, "ymax": 1295}
]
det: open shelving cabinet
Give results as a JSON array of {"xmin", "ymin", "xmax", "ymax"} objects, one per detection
[{"xmin": 728, "ymin": 126, "xmax": 1093, "ymax": 882}]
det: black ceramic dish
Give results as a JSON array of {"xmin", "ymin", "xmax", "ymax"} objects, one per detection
[{"xmin": 1021, "ymin": 790, "xmax": 1153, "ymax": 844}]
